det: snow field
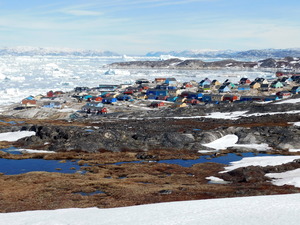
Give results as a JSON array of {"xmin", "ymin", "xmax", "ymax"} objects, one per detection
[{"xmin": 1, "ymin": 194, "xmax": 300, "ymax": 225}]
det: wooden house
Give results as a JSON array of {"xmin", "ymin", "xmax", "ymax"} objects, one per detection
[
  {"xmin": 218, "ymin": 85, "xmax": 231, "ymax": 93},
  {"xmin": 276, "ymin": 91, "xmax": 292, "ymax": 98},
  {"xmin": 167, "ymin": 96, "xmax": 178, "ymax": 102},
  {"xmin": 157, "ymin": 95, "xmax": 169, "ymax": 101},
  {"xmin": 260, "ymin": 84, "xmax": 270, "ymax": 92},
  {"xmin": 165, "ymin": 78, "xmax": 177, "ymax": 86},
  {"xmin": 223, "ymin": 94, "xmax": 239, "ymax": 102},
  {"xmin": 98, "ymin": 84, "xmax": 119, "ymax": 92},
  {"xmin": 149, "ymin": 101, "xmax": 165, "ymax": 108},
  {"xmin": 102, "ymin": 97, "xmax": 117, "ymax": 104},
  {"xmin": 183, "ymin": 82, "xmax": 194, "ymax": 88},
  {"xmin": 46, "ymin": 91, "xmax": 54, "ymax": 98},
  {"xmin": 211, "ymin": 80, "xmax": 221, "ymax": 86},
  {"xmin": 116, "ymin": 95, "xmax": 132, "ymax": 101},
  {"xmin": 240, "ymin": 96, "xmax": 264, "ymax": 102},
  {"xmin": 238, "ymin": 85, "xmax": 251, "ymax": 92},
  {"xmin": 185, "ymin": 98, "xmax": 200, "ymax": 105},
  {"xmin": 94, "ymin": 96, "xmax": 103, "ymax": 102},
  {"xmin": 43, "ymin": 101, "xmax": 62, "ymax": 109},
  {"xmin": 291, "ymin": 86, "xmax": 300, "ymax": 94},
  {"xmin": 155, "ymin": 78, "xmax": 167, "ymax": 83},
  {"xmin": 270, "ymin": 81, "xmax": 283, "ymax": 88},
  {"xmin": 146, "ymin": 89, "xmax": 169, "ymax": 97},
  {"xmin": 21, "ymin": 99, "xmax": 37, "ymax": 108},
  {"xmin": 172, "ymin": 102, "xmax": 187, "ymax": 108},
  {"xmin": 135, "ymin": 79, "xmax": 150, "ymax": 84},
  {"xmin": 199, "ymin": 78, "xmax": 212, "ymax": 87},
  {"xmin": 239, "ymin": 78, "xmax": 251, "ymax": 85},
  {"xmin": 168, "ymin": 89, "xmax": 181, "ymax": 97},
  {"xmin": 175, "ymin": 97, "xmax": 187, "ymax": 103},
  {"xmin": 136, "ymin": 94, "xmax": 147, "ymax": 100},
  {"xmin": 202, "ymin": 94, "xmax": 212, "ymax": 102},
  {"xmin": 211, "ymin": 94, "xmax": 224, "ymax": 102},
  {"xmin": 264, "ymin": 95, "xmax": 280, "ymax": 101},
  {"xmin": 250, "ymin": 81, "xmax": 261, "ymax": 89}
]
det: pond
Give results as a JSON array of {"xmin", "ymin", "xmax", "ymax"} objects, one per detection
[
  {"xmin": 0, "ymin": 158, "xmax": 84, "ymax": 175},
  {"xmin": 0, "ymin": 151, "xmax": 278, "ymax": 175},
  {"xmin": 115, "ymin": 152, "xmax": 278, "ymax": 167}
]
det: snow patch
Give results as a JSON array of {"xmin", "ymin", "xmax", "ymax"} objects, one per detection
[
  {"xmin": 266, "ymin": 168, "xmax": 300, "ymax": 188},
  {"xmin": 1, "ymin": 194, "xmax": 300, "ymax": 225},
  {"xmin": 222, "ymin": 156, "xmax": 300, "ymax": 173},
  {"xmin": 0, "ymin": 131, "xmax": 36, "ymax": 142}
]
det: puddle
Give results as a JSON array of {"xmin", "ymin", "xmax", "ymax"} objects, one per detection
[
  {"xmin": 0, "ymin": 120, "xmax": 24, "ymax": 125},
  {"xmin": 74, "ymin": 190, "xmax": 105, "ymax": 196},
  {"xmin": 0, "ymin": 147, "xmax": 23, "ymax": 155},
  {"xmin": 0, "ymin": 158, "xmax": 85, "ymax": 175}
]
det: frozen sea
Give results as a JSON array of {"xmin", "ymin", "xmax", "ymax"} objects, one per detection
[{"xmin": 0, "ymin": 55, "xmax": 276, "ymax": 107}]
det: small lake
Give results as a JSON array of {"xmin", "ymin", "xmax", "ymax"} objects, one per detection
[
  {"xmin": 0, "ymin": 151, "xmax": 277, "ymax": 175},
  {"xmin": 115, "ymin": 152, "xmax": 277, "ymax": 167},
  {"xmin": 0, "ymin": 158, "xmax": 84, "ymax": 175}
]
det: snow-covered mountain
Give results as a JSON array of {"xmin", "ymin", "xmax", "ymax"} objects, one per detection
[
  {"xmin": 0, "ymin": 46, "xmax": 119, "ymax": 57},
  {"xmin": 146, "ymin": 48, "xmax": 300, "ymax": 59}
]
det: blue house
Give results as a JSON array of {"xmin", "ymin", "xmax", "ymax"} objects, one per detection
[
  {"xmin": 102, "ymin": 97, "xmax": 117, "ymax": 104},
  {"xmin": 264, "ymin": 95, "xmax": 280, "ymax": 101},
  {"xmin": 202, "ymin": 94, "xmax": 212, "ymax": 102},
  {"xmin": 167, "ymin": 96, "xmax": 178, "ymax": 102},
  {"xmin": 117, "ymin": 95, "xmax": 132, "ymax": 101},
  {"xmin": 83, "ymin": 95, "xmax": 93, "ymax": 100},
  {"xmin": 240, "ymin": 96, "xmax": 253, "ymax": 102},
  {"xmin": 218, "ymin": 85, "xmax": 231, "ymax": 93},
  {"xmin": 238, "ymin": 85, "xmax": 251, "ymax": 91},
  {"xmin": 199, "ymin": 78, "xmax": 212, "ymax": 87},
  {"xmin": 165, "ymin": 78, "xmax": 177, "ymax": 86},
  {"xmin": 291, "ymin": 86, "xmax": 300, "ymax": 94},
  {"xmin": 147, "ymin": 94, "xmax": 157, "ymax": 100},
  {"xmin": 146, "ymin": 89, "xmax": 169, "ymax": 97},
  {"xmin": 25, "ymin": 96, "xmax": 35, "ymax": 100},
  {"xmin": 43, "ymin": 101, "xmax": 61, "ymax": 109}
]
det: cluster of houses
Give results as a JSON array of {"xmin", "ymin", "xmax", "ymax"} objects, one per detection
[
  {"xmin": 21, "ymin": 91, "xmax": 64, "ymax": 109},
  {"xmin": 20, "ymin": 73, "xmax": 300, "ymax": 114}
]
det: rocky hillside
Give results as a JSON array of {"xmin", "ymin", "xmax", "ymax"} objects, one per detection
[
  {"xmin": 109, "ymin": 57, "xmax": 300, "ymax": 70},
  {"xmin": 146, "ymin": 48, "xmax": 300, "ymax": 59}
]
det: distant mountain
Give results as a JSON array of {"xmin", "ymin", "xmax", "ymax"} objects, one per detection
[
  {"xmin": 146, "ymin": 48, "xmax": 300, "ymax": 59},
  {"xmin": 0, "ymin": 46, "xmax": 120, "ymax": 57}
]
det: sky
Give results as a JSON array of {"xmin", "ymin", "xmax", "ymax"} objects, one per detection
[{"xmin": 0, "ymin": 0, "xmax": 300, "ymax": 54}]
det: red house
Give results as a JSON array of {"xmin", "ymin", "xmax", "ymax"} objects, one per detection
[
  {"xmin": 94, "ymin": 97, "xmax": 103, "ymax": 102},
  {"xmin": 276, "ymin": 91, "xmax": 291, "ymax": 98},
  {"xmin": 149, "ymin": 102, "xmax": 165, "ymax": 108},
  {"xmin": 223, "ymin": 94, "xmax": 239, "ymax": 102},
  {"xmin": 47, "ymin": 91, "xmax": 54, "ymax": 98}
]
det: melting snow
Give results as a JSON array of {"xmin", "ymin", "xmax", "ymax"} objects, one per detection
[
  {"xmin": 266, "ymin": 169, "xmax": 300, "ymax": 188},
  {"xmin": 222, "ymin": 155, "xmax": 300, "ymax": 172},
  {"xmin": 1, "ymin": 194, "xmax": 300, "ymax": 225},
  {"xmin": 0, "ymin": 131, "xmax": 35, "ymax": 142}
]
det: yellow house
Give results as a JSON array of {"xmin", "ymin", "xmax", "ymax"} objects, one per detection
[{"xmin": 172, "ymin": 102, "xmax": 187, "ymax": 108}]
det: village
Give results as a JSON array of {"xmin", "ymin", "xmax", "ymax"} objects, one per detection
[{"xmin": 17, "ymin": 71, "xmax": 300, "ymax": 120}]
